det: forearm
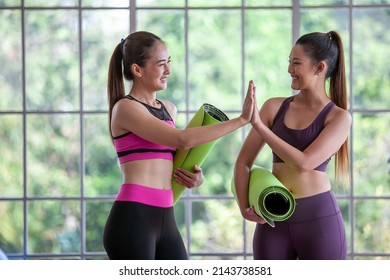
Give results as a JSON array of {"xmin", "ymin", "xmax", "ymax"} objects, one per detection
[
  {"xmin": 252, "ymin": 120, "xmax": 305, "ymax": 172},
  {"xmin": 233, "ymin": 161, "xmax": 252, "ymax": 213},
  {"xmin": 234, "ymin": 161, "xmax": 266, "ymax": 224},
  {"xmin": 178, "ymin": 116, "xmax": 247, "ymax": 149}
]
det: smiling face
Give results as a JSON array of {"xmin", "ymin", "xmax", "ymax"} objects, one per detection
[
  {"xmin": 137, "ymin": 42, "xmax": 171, "ymax": 92},
  {"xmin": 288, "ymin": 44, "xmax": 319, "ymax": 91}
]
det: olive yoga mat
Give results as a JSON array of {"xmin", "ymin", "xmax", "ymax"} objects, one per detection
[
  {"xmin": 172, "ymin": 103, "xmax": 229, "ymax": 204},
  {"xmin": 231, "ymin": 166, "xmax": 296, "ymax": 227}
]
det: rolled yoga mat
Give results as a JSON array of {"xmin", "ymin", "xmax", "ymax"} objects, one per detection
[
  {"xmin": 231, "ymin": 165, "xmax": 296, "ymax": 227},
  {"xmin": 172, "ymin": 103, "xmax": 229, "ymax": 204}
]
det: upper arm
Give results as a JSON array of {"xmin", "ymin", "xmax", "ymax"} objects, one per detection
[
  {"xmin": 236, "ymin": 128, "xmax": 266, "ymax": 169},
  {"xmin": 259, "ymin": 97, "xmax": 286, "ymax": 128},
  {"xmin": 111, "ymin": 99, "xmax": 181, "ymax": 147},
  {"xmin": 304, "ymin": 107, "xmax": 351, "ymax": 163}
]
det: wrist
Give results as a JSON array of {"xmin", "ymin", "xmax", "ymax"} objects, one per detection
[
  {"xmin": 252, "ymin": 118, "xmax": 265, "ymax": 134},
  {"xmin": 240, "ymin": 205, "xmax": 250, "ymax": 214},
  {"xmin": 238, "ymin": 115, "xmax": 248, "ymax": 126}
]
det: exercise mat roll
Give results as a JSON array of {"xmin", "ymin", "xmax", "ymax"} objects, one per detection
[
  {"xmin": 172, "ymin": 103, "xmax": 229, "ymax": 204},
  {"xmin": 231, "ymin": 166, "xmax": 296, "ymax": 227}
]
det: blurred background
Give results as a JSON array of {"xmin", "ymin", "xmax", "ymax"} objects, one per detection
[{"xmin": 0, "ymin": 0, "xmax": 389, "ymax": 260}]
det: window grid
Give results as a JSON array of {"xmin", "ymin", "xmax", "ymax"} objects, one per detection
[{"xmin": 0, "ymin": 0, "xmax": 389, "ymax": 259}]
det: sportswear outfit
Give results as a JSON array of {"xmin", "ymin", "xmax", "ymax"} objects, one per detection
[
  {"xmin": 253, "ymin": 96, "xmax": 347, "ymax": 260},
  {"xmin": 103, "ymin": 95, "xmax": 188, "ymax": 260}
]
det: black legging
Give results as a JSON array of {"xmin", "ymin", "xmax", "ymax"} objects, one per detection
[{"xmin": 103, "ymin": 201, "xmax": 188, "ymax": 260}]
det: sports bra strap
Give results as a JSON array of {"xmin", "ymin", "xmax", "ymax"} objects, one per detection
[{"xmin": 125, "ymin": 95, "xmax": 173, "ymax": 121}]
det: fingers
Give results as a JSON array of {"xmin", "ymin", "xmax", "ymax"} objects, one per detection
[
  {"xmin": 246, "ymin": 206, "xmax": 256, "ymax": 216},
  {"xmin": 245, "ymin": 80, "xmax": 256, "ymax": 107},
  {"xmin": 248, "ymin": 81, "xmax": 260, "ymax": 125},
  {"xmin": 240, "ymin": 81, "xmax": 256, "ymax": 123},
  {"xmin": 252, "ymin": 81, "xmax": 256, "ymax": 98},
  {"xmin": 244, "ymin": 206, "xmax": 267, "ymax": 224},
  {"xmin": 173, "ymin": 168, "xmax": 193, "ymax": 182},
  {"xmin": 173, "ymin": 170, "xmax": 192, "ymax": 188},
  {"xmin": 193, "ymin": 165, "xmax": 202, "ymax": 173},
  {"xmin": 175, "ymin": 166, "xmax": 201, "ymax": 177},
  {"xmin": 248, "ymin": 80, "xmax": 255, "ymax": 96},
  {"xmin": 173, "ymin": 167, "xmax": 203, "ymax": 189}
]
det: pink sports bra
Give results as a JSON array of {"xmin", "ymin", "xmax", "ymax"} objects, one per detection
[{"xmin": 113, "ymin": 96, "xmax": 176, "ymax": 164}]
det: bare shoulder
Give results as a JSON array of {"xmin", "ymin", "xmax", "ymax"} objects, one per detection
[
  {"xmin": 262, "ymin": 97, "xmax": 286, "ymax": 110},
  {"xmin": 327, "ymin": 105, "xmax": 352, "ymax": 127},
  {"xmin": 113, "ymin": 96, "xmax": 132, "ymax": 109},
  {"xmin": 112, "ymin": 97, "xmax": 145, "ymax": 117},
  {"xmin": 260, "ymin": 97, "xmax": 288, "ymax": 126}
]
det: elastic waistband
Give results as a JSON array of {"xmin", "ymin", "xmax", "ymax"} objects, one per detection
[
  {"xmin": 115, "ymin": 183, "xmax": 174, "ymax": 208},
  {"xmin": 286, "ymin": 191, "xmax": 341, "ymax": 223}
]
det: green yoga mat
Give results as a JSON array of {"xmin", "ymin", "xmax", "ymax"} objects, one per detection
[
  {"xmin": 172, "ymin": 103, "xmax": 229, "ymax": 204},
  {"xmin": 231, "ymin": 166, "xmax": 296, "ymax": 227}
]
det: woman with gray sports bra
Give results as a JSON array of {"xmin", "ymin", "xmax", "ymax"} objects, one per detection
[
  {"xmin": 234, "ymin": 31, "xmax": 351, "ymax": 259},
  {"xmin": 103, "ymin": 31, "xmax": 256, "ymax": 260}
]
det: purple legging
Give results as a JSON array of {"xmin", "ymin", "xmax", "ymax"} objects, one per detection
[{"xmin": 253, "ymin": 191, "xmax": 347, "ymax": 260}]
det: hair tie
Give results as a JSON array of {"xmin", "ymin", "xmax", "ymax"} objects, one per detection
[
  {"xmin": 120, "ymin": 38, "xmax": 125, "ymax": 54},
  {"xmin": 327, "ymin": 32, "xmax": 332, "ymax": 41}
]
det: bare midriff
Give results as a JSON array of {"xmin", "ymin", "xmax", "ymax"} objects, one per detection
[
  {"xmin": 121, "ymin": 159, "xmax": 173, "ymax": 190},
  {"xmin": 272, "ymin": 163, "xmax": 331, "ymax": 199}
]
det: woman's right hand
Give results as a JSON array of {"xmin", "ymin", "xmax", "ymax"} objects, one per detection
[
  {"xmin": 241, "ymin": 206, "xmax": 267, "ymax": 224},
  {"xmin": 240, "ymin": 80, "xmax": 256, "ymax": 123}
]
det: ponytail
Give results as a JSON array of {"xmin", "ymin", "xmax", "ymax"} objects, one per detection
[
  {"xmin": 328, "ymin": 31, "xmax": 350, "ymax": 187},
  {"xmin": 107, "ymin": 43, "xmax": 125, "ymax": 143}
]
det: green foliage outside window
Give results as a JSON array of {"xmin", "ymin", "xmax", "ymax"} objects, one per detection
[{"xmin": 0, "ymin": 3, "xmax": 389, "ymax": 259}]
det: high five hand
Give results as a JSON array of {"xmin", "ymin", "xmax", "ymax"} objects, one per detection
[{"xmin": 240, "ymin": 80, "xmax": 256, "ymax": 123}]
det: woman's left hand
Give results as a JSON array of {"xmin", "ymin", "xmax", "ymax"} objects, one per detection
[{"xmin": 173, "ymin": 165, "xmax": 204, "ymax": 189}]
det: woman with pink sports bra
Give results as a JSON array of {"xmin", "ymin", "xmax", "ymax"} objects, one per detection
[
  {"xmin": 234, "ymin": 31, "xmax": 351, "ymax": 259},
  {"xmin": 103, "ymin": 31, "xmax": 255, "ymax": 260}
]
